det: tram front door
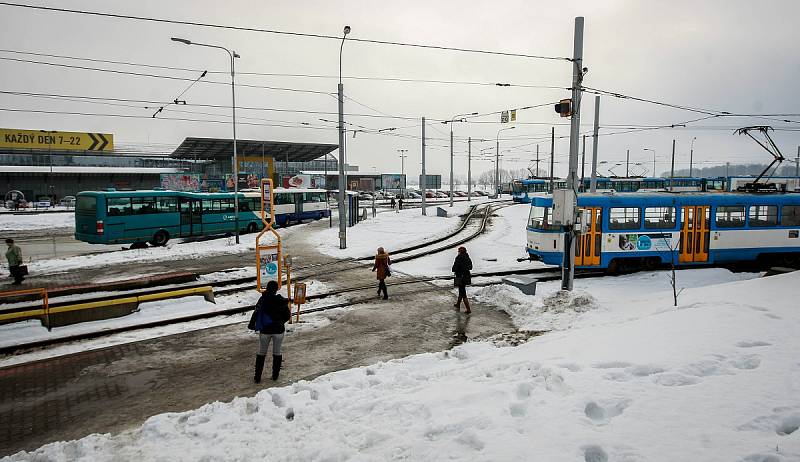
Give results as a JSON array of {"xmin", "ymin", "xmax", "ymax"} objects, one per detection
[
  {"xmin": 575, "ymin": 207, "xmax": 602, "ymax": 266},
  {"xmin": 679, "ymin": 205, "xmax": 710, "ymax": 263}
]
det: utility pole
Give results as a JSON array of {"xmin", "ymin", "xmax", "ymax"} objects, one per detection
[
  {"xmin": 535, "ymin": 145, "xmax": 540, "ymax": 177},
  {"xmin": 580, "ymin": 135, "xmax": 586, "ymax": 191},
  {"xmin": 561, "ymin": 16, "xmax": 584, "ymax": 292},
  {"xmin": 589, "ymin": 95, "xmax": 599, "ymax": 193},
  {"xmin": 689, "ymin": 137, "xmax": 696, "ymax": 178},
  {"xmin": 467, "ymin": 137, "xmax": 472, "ymax": 201},
  {"xmin": 625, "ymin": 149, "xmax": 630, "ymax": 177},
  {"xmin": 397, "ymin": 149, "xmax": 408, "ymax": 198},
  {"xmin": 726, "ymin": 161, "xmax": 730, "ymax": 178},
  {"xmin": 670, "ymin": 139, "xmax": 676, "ymax": 191},
  {"xmin": 337, "ymin": 26, "xmax": 351, "ymax": 249},
  {"xmin": 421, "ymin": 117, "xmax": 427, "ymax": 216},
  {"xmin": 795, "ymin": 146, "xmax": 799, "ymax": 180},
  {"xmin": 549, "ymin": 127, "xmax": 555, "ymax": 193}
]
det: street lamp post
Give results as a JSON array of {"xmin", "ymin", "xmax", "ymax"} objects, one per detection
[
  {"xmin": 689, "ymin": 137, "xmax": 697, "ymax": 178},
  {"xmin": 171, "ymin": 37, "xmax": 241, "ymax": 243},
  {"xmin": 644, "ymin": 148, "xmax": 656, "ymax": 178},
  {"xmin": 397, "ymin": 149, "xmax": 408, "ymax": 198},
  {"xmin": 445, "ymin": 112, "xmax": 478, "ymax": 206},
  {"xmin": 337, "ymin": 26, "xmax": 351, "ymax": 249},
  {"xmin": 496, "ymin": 126, "xmax": 516, "ymax": 197}
]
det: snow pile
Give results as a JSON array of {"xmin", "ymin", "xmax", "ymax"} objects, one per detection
[
  {"xmin": 308, "ymin": 202, "xmax": 479, "ymax": 259},
  {"xmin": 8, "ymin": 269, "xmax": 799, "ymax": 461},
  {"xmin": 0, "ymin": 212, "xmax": 74, "ymax": 231}
]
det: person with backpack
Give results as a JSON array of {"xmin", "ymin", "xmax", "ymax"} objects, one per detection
[
  {"xmin": 249, "ymin": 280, "xmax": 291, "ymax": 383},
  {"xmin": 452, "ymin": 246, "xmax": 473, "ymax": 313},
  {"xmin": 372, "ymin": 247, "xmax": 391, "ymax": 300}
]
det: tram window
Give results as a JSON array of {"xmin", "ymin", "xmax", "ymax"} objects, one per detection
[
  {"xmin": 106, "ymin": 197, "xmax": 131, "ymax": 216},
  {"xmin": 609, "ymin": 207, "xmax": 640, "ymax": 230},
  {"xmin": 715, "ymin": 206, "xmax": 746, "ymax": 228},
  {"xmin": 644, "ymin": 206, "xmax": 676, "ymax": 229},
  {"xmin": 528, "ymin": 206, "xmax": 560, "ymax": 231},
  {"xmin": 131, "ymin": 197, "xmax": 158, "ymax": 214},
  {"xmin": 781, "ymin": 205, "xmax": 800, "ymax": 226},
  {"xmin": 158, "ymin": 197, "xmax": 177, "ymax": 213},
  {"xmin": 748, "ymin": 205, "xmax": 778, "ymax": 227}
]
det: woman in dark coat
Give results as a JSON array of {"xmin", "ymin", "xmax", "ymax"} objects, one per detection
[
  {"xmin": 452, "ymin": 246, "xmax": 473, "ymax": 313},
  {"xmin": 372, "ymin": 247, "xmax": 391, "ymax": 300},
  {"xmin": 252, "ymin": 280, "xmax": 292, "ymax": 383}
]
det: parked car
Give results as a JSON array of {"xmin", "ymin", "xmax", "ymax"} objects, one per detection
[
  {"xmin": 59, "ymin": 195, "xmax": 76, "ymax": 207},
  {"xmin": 455, "ymin": 191, "xmax": 468, "ymax": 197},
  {"xmin": 434, "ymin": 191, "xmax": 447, "ymax": 198},
  {"xmin": 425, "ymin": 191, "xmax": 435, "ymax": 198},
  {"xmin": 469, "ymin": 191, "xmax": 481, "ymax": 197},
  {"xmin": 382, "ymin": 191, "xmax": 396, "ymax": 199},
  {"xmin": 407, "ymin": 192, "xmax": 421, "ymax": 199},
  {"xmin": 358, "ymin": 193, "xmax": 374, "ymax": 201}
]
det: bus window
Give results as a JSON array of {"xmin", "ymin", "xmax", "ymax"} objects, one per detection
[
  {"xmin": 220, "ymin": 199, "xmax": 235, "ymax": 212},
  {"xmin": 609, "ymin": 207, "xmax": 640, "ymax": 230},
  {"xmin": 107, "ymin": 197, "xmax": 131, "ymax": 216},
  {"xmin": 131, "ymin": 197, "xmax": 158, "ymax": 214},
  {"xmin": 715, "ymin": 206, "xmax": 745, "ymax": 228},
  {"xmin": 76, "ymin": 196, "xmax": 97, "ymax": 214},
  {"xmin": 748, "ymin": 205, "xmax": 778, "ymax": 227},
  {"xmin": 644, "ymin": 206, "xmax": 676, "ymax": 229},
  {"xmin": 275, "ymin": 193, "xmax": 293, "ymax": 205},
  {"xmin": 781, "ymin": 205, "xmax": 800, "ymax": 226},
  {"xmin": 158, "ymin": 197, "xmax": 178, "ymax": 213},
  {"xmin": 202, "ymin": 200, "xmax": 220, "ymax": 212}
]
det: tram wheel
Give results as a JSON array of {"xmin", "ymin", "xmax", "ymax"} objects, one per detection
[
  {"xmin": 246, "ymin": 222, "xmax": 258, "ymax": 233},
  {"xmin": 150, "ymin": 230, "xmax": 169, "ymax": 247}
]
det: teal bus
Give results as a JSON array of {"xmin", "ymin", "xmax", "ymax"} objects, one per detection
[{"xmin": 75, "ymin": 189, "xmax": 329, "ymax": 246}]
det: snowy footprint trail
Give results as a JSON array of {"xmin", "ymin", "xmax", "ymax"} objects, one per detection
[{"xmin": 7, "ymin": 269, "xmax": 800, "ymax": 461}]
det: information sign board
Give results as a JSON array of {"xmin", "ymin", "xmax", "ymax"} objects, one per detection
[
  {"xmin": 0, "ymin": 128, "xmax": 113, "ymax": 151},
  {"xmin": 257, "ymin": 245, "xmax": 282, "ymax": 290}
]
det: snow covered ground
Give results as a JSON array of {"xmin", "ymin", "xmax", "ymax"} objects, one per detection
[
  {"xmin": 308, "ymin": 199, "xmax": 488, "ymax": 259},
  {"xmin": 0, "ymin": 212, "xmax": 74, "ymax": 231},
  {"xmin": 8, "ymin": 268, "xmax": 797, "ymax": 461}
]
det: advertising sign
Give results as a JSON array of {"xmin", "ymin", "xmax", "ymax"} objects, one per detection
[
  {"xmin": 0, "ymin": 128, "xmax": 114, "ymax": 152},
  {"xmin": 358, "ymin": 178, "xmax": 375, "ymax": 191},
  {"xmin": 381, "ymin": 174, "xmax": 406, "ymax": 190},
  {"xmin": 419, "ymin": 174, "xmax": 442, "ymax": 189},
  {"xmin": 160, "ymin": 174, "xmax": 200, "ymax": 192},
  {"xmin": 616, "ymin": 233, "xmax": 673, "ymax": 252},
  {"xmin": 283, "ymin": 174, "xmax": 312, "ymax": 189},
  {"xmin": 225, "ymin": 173, "xmax": 260, "ymax": 191},
  {"xmin": 261, "ymin": 178, "xmax": 274, "ymax": 221},
  {"xmin": 257, "ymin": 245, "xmax": 282, "ymax": 290}
]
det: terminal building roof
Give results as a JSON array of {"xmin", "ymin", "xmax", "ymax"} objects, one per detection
[
  {"xmin": 171, "ymin": 137, "xmax": 338, "ymax": 162},
  {"xmin": 0, "ymin": 166, "xmax": 185, "ymax": 174}
]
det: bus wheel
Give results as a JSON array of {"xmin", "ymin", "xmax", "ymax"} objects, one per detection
[
  {"xmin": 150, "ymin": 230, "xmax": 169, "ymax": 246},
  {"xmin": 246, "ymin": 222, "xmax": 258, "ymax": 233}
]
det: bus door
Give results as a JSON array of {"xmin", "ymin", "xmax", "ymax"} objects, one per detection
[
  {"xmin": 575, "ymin": 207, "xmax": 602, "ymax": 266},
  {"xmin": 179, "ymin": 198, "xmax": 202, "ymax": 236},
  {"xmin": 679, "ymin": 206, "xmax": 710, "ymax": 263},
  {"xmin": 295, "ymin": 193, "xmax": 304, "ymax": 219}
]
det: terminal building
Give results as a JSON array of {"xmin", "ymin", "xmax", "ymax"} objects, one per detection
[{"xmin": 0, "ymin": 128, "xmax": 343, "ymax": 204}]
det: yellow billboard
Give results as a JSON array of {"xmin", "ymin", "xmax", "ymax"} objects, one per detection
[{"xmin": 0, "ymin": 128, "xmax": 114, "ymax": 152}]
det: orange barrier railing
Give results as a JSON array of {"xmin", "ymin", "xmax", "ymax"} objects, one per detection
[{"xmin": 0, "ymin": 287, "xmax": 50, "ymax": 330}]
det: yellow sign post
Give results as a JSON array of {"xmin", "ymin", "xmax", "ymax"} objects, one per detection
[
  {"xmin": 0, "ymin": 128, "xmax": 114, "ymax": 152},
  {"xmin": 256, "ymin": 179, "xmax": 283, "ymax": 292}
]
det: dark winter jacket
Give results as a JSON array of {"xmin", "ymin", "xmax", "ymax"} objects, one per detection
[
  {"xmin": 255, "ymin": 293, "xmax": 291, "ymax": 334},
  {"xmin": 452, "ymin": 252, "xmax": 473, "ymax": 286}
]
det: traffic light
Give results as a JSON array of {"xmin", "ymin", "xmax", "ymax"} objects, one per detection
[{"xmin": 554, "ymin": 99, "xmax": 572, "ymax": 117}]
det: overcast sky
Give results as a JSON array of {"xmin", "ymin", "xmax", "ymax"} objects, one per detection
[{"xmin": 1, "ymin": 0, "xmax": 799, "ymax": 180}]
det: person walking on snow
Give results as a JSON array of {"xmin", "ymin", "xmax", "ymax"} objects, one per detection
[
  {"xmin": 372, "ymin": 247, "xmax": 391, "ymax": 300},
  {"xmin": 5, "ymin": 238, "xmax": 24, "ymax": 285},
  {"xmin": 452, "ymin": 246, "xmax": 473, "ymax": 313},
  {"xmin": 251, "ymin": 280, "xmax": 291, "ymax": 383}
]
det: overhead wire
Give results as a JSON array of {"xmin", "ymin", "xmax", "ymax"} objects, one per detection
[{"xmin": 0, "ymin": 2, "xmax": 572, "ymax": 62}]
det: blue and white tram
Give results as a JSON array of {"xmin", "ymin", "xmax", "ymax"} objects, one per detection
[
  {"xmin": 526, "ymin": 192, "xmax": 800, "ymax": 270},
  {"xmin": 512, "ymin": 179, "xmax": 550, "ymax": 203}
]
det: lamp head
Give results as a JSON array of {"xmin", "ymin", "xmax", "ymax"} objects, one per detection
[
  {"xmin": 171, "ymin": 37, "xmax": 192, "ymax": 45},
  {"xmin": 343, "ymin": 25, "xmax": 351, "ymax": 36},
  {"xmin": 233, "ymin": 52, "xmax": 241, "ymax": 58}
]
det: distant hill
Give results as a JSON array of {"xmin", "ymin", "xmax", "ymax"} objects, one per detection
[{"xmin": 666, "ymin": 163, "xmax": 799, "ymax": 178}]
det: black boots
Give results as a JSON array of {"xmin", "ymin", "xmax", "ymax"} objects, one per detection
[
  {"xmin": 254, "ymin": 354, "xmax": 266, "ymax": 383},
  {"xmin": 272, "ymin": 355, "xmax": 283, "ymax": 381}
]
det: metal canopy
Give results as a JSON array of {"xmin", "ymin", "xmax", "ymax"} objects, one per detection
[{"xmin": 171, "ymin": 137, "xmax": 338, "ymax": 162}]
